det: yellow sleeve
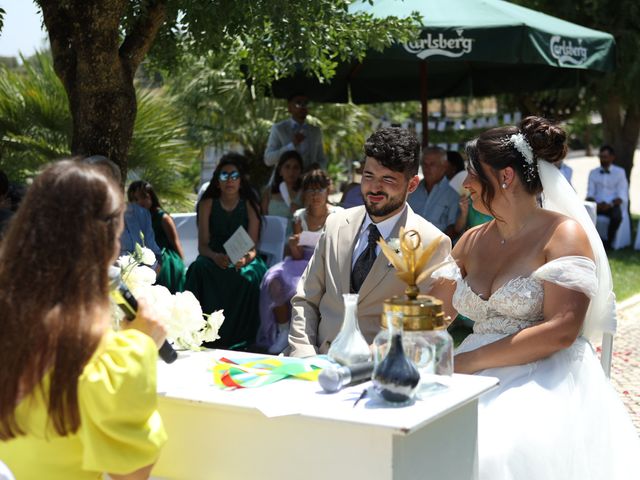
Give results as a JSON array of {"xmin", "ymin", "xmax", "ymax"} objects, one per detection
[{"xmin": 78, "ymin": 329, "xmax": 167, "ymax": 475}]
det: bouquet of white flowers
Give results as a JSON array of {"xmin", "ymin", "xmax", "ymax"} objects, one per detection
[{"xmin": 116, "ymin": 244, "xmax": 224, "ymax": 350}]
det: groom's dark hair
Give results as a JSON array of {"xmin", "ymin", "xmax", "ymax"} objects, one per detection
[{"xmin": 364, "ymin": 127, "xmax": 420, "ymax": 178}]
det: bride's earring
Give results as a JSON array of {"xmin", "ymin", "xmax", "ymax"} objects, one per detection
[{"xmin": 501, "ymin": 183, "xmax": 507, "ymax": 189}]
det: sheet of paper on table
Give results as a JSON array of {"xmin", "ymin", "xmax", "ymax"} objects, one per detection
[
  {"xmin": 223, "ymin": 225, "xmax": 255, "ymax": 264},
  {"xmin": 298, "ymin": 230, "xmax": 322, "ymax": 247}
]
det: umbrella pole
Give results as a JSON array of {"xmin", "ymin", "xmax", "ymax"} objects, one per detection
[{"xmin": 420, "ymin": 61, "xmax": 428, "ymax": 147}]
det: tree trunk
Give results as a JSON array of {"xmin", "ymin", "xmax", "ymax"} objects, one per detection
[
  {"xmin": 599, "ymin": 95, "xmax": 640, "ymax": 181},
  {"xmin": 38, "ymin": 0, "xmax": 166, "ymax": 182}
]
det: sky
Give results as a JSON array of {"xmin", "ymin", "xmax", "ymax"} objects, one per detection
[{"xmin": 0, "ymin": 1, "xmax": 48, "ymax": 58}]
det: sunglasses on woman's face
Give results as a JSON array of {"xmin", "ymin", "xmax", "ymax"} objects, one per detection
[
  {"xmin": 219, "ymin": 171, "xmax": 240, "ymax": 182},
  {"xmin": 306, "ymin": 188, "xmax": 327, "ymax": 195}
]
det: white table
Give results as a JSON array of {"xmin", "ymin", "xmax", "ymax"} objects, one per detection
[{"xmin": 152, "ymin": 350, "xmax": 497, "ymax": 480}]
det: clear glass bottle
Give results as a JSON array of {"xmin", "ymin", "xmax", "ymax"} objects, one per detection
[
  {"xmin": 372, "ymin": 311, "xmax": 420, "ymax": 404},
  {"xmin": 327, "ymin": 293, "xmax": 371, "ymax": 366}
]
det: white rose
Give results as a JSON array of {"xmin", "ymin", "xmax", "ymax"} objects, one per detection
[
  {"xmin": 201, "ymin": 310, "xmax": 225, "ymax": 343},
  {"xmin": 166, "ymin": 291, "xmax": 208, "ymax": 349},
  {"xmin": 117, "ymin": 254, "xmax": 136, "ymax": 270},
  {"xmin": 122, "ymin": 265, "xmax": 157, "ymax": 296},
  {"xmin": 139, "ymin": 246, "xmax": 157, "ymax": 266}
]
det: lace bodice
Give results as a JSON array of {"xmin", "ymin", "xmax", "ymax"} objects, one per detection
[{"xmin": 434, "ymin": 256, "xmax": 598, "ymax": 335}]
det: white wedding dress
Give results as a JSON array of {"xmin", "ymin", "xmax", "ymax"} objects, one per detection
[{"xmin": 438, "ymin": 256, "xmax": 640, "ymax": 479}]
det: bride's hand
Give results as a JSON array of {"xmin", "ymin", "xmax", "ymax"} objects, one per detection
[{"xmin": 453, "ymin": 352, "xmax": 476, "ymax": 374}]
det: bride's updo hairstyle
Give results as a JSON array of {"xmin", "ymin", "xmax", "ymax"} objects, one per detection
[{"xmin": 469, "ymin": 116, "xmax": 567, "ymax": 216}]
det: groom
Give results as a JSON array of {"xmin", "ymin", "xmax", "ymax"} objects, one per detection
[{"xmin": 289, "ymin": 127, "xmax": 451, "ymax": 357}]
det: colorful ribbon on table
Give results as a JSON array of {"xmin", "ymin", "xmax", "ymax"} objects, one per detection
[{"xmin": 212, "ymin": 356, "xmax": 330, "ymax": 389}]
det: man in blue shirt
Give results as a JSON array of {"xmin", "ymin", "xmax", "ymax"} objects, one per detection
[{"xmin": 408, "ymin": 147, "xmax": 460, "ymax": 237}]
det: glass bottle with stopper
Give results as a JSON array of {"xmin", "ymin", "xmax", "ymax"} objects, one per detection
[{"xmin": 327, "ymin": 293, "xmax": 371, "ymax": 366}]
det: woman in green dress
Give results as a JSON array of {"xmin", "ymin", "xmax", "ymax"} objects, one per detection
[
  {"xmin": 185, "ymin": 153, "xmax": 267, "ymax": 350},
  {"xmin": 128, "ymin": 180, "xmax": 186, "ymax": 293}
]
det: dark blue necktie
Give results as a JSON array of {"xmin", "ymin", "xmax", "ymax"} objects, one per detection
[
  {"xmin": 600, "ymin": 169, "xmax": 610, "ymax": 174},
  {"xmin": 351, "ymin": 224, "xmax": 381, "ymax": 293}
]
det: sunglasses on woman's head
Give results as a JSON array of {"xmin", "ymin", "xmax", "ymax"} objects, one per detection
[{"xmin": 219, "ymin": 171, "xmax": 240, "ymax": 182}]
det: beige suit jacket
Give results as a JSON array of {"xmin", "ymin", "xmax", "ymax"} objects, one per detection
[{"xmin": 289, "ymin": 205, "xmax": 451, "ymax": 358}]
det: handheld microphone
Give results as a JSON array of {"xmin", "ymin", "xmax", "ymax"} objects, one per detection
[
  {"xmin": 108, "ymin": 266, "xmax": 177, "ymax": 364},
  {"xmin": 318, "ymin": 361, "xmax": 374, "ymax": 393}
]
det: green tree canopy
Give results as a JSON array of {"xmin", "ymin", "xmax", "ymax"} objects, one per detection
[
  {"xmin": 515, "ymin": 0, "xmax": 640, "ymax": 178},
  {"xmin": 31, "ymin": 0, "xmax": 420, "ymax": 179}
]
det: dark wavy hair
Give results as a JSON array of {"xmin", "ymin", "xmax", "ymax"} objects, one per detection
[
  {"xmin": 127, "ymin": 180, "xmax": 162, "ymax": 211},
  {"xmin": 467, "ymin": 116, "xmax": 567, "ymax": 217},
  {"xmin": 201, "ymin": 152, "xmax": 261, "ymax": 219},
  {"xmin": 270, "ymin": 150, "xmax": 303, "ymax": 194},
  {"xmin": 0, "ymin": 160, "xmax": 123, "ymax": 440},
  {"xmin": 364, "ymin": 127, "xmax": 420, "ymax": 178}
]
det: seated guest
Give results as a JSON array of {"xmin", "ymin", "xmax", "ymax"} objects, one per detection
[
  {"xmin": 408, "ymin": 146, "xmax": 460, "ymax": 238},
  {"xmin": 261, "ymin": 150, "xmax": 303, "ymax": 236},
  {"xmin": 258, "ymin": 170, "xmax": 342, "ymax": 354},
  {"xmin": 586, "ymin": 145, "xmax": 628, "ymax": 248},
  {"xmin": 451, "ymin": 140, "xmax": 493, "ymax": 239},
  {"xmin": 185, "ymin": 153, "xmax": 268, "ymax": 350},
  {"xmin": 289, "ymin": 127, "xmax": 450, "ymax": 357},
  {"xmin": 82, "ymin": 155, "xmax": 162, "ymax": 264},
  {"xmin": 445, "ymin": 150, "xmax": 465, "ymax": 180},
  {"xmin": 0, "ymin": 160, "xmax": 167, "ymax": 479},
  {"xmin": 128, "ymin": 180, "xmax": 186, "ymax": 293}
]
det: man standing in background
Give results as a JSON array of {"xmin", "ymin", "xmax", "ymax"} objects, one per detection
[{"xmin": 264, "ymin": 94, "xmax": 327, "ymax": 172}]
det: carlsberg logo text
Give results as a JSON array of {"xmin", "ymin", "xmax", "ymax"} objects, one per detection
[
  {"xmin": 404, "ymin": 30, "xmax": 474, "ymax": 60},
  {"xmin": 550, "ymin": 36, "xmax": 588, "ymax": 65}
]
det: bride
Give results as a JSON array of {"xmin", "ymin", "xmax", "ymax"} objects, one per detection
[{"xmin": 432, "ymin": 116, "xmax": 640, "ymax": 478}]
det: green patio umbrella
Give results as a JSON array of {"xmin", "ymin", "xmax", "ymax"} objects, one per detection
[{"xmin": 271, "ymin": 0, "xmax": 616, "ymax": 144}]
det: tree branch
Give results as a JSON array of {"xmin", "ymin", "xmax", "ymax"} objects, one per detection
[{"xmin": 120, "ymin": 0, "xmax": 168, "ymax": 71}]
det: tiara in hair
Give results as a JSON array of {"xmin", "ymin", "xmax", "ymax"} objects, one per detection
[
  {"xmin": 506, "ymin": 132, "xmax": 538, "ymax": 183},
  {"xmin": 509, "ymin": 133, "xmax": 534, "ymax": 164}
]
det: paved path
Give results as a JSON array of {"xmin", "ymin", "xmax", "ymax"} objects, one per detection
[{"xmin": 595, "ymin": 295, "xmax": 640, "ymax": 433}]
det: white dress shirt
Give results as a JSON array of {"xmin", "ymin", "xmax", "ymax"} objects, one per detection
[
  {"xmin": 351, "ymin": 206, "xmax": 406, "ymax": 267},
  {"xmin": 586, "ymin": 164, "xmax": 628, "ymax": 204}
]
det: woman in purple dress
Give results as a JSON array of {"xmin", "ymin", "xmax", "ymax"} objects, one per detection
[{"xmin": 258, "ymin": 170, "xmax": 342, "ymax": 354}]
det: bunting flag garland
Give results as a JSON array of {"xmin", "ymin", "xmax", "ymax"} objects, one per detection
[{"xmin": 212, "ymin": 356, "xmax": 330, "ymax": 389}]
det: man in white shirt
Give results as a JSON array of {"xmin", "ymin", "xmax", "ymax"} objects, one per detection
[
  {"xmin": 586, "ymin": 145, "xmax": 629, "ymax": 248},
  {"xmin": 289, "ymin": 128, "xmax": 450, "ymax": 357},
  {"xmin": 264, "ymin": 94, "xmax": 327, "ymax": 172}
]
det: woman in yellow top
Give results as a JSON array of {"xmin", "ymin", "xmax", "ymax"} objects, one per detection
[{"xmin": 0, "ymin": 160, "xmax": 168, "ymax": 479}]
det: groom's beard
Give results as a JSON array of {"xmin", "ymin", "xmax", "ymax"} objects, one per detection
[{"xmin": 363, "ymin": 188, "xmax": 407, "ymax": 218}]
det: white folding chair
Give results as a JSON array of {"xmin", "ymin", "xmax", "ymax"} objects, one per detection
[
  {"xmin": 172, "ymin": 213, "xmax": 199, "ymax": 267},
  {"xmin": 600, "ymin": 332, "xmax": 614, "ymax": 378},
  {"xmin": 258, "ymin": 215, "xmax": 288, "ymax": 267},
  {"xmin": 595, "ymin": 199, "xmax": 631, "ymax": 249}
]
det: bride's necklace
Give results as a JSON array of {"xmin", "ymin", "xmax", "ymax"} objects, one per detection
[{"xmin": 496, "ymin": 221, "xmax": 528, "ymax": 245}]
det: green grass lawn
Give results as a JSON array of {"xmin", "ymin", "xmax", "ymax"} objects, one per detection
[{"xmin": 609, "ymin": 214, "xmax": 640, "ymax": 302}]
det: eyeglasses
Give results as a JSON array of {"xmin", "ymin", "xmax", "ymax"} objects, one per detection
[
  {"xmin": 306, "ymin": 188, "xmax": 327, "ymax": 195},
  {"xmin": 219, "ymin": 171, "xmax": 240, "ymax": 182},
  {"xmin": 293, "ymin": 101, "xmax": 309, "ymax": 108}
]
